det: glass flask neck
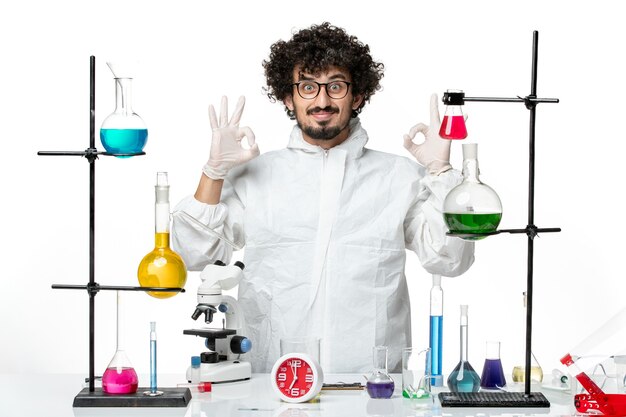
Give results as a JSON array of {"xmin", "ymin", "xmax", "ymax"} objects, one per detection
[
  {"xmin": 114, "ymin": 78, "xmax": 134, "ymax": 115},
  {"xmin": 373, "ymin": 346, "xmax": 390, "ymax": 374},
  {"xmin": 154, "ymin": 172, "xmax": 170, "ymax": 244},
  {"xmin": 115, "ymin": 291, "xmax": 125, "ymax": 351},
  {"xmin": 462, "ymin": 157, "xmax": 481, "ymax": 183},
  {"xmin": 460, "ymin": 305, "xmax": 469, "ymax": 362}
]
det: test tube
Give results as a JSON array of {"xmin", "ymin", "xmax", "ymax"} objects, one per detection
[{"xmin": 143, "ymin": 322, "xmax": 163, "ymax": 396}]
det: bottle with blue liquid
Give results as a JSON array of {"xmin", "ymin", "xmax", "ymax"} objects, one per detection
[
  {"xmin": 100, "ymin": 69, "xmax": 148, "ymax": 156},
  {"xmin": 447, "ymin": 305, "xmax": 481, "ymax": 392},
  {"xmin": 429, "ymin": 274, "xmax": 443, "ymax": 387}
]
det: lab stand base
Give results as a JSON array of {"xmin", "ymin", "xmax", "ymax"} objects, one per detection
[
  {"xmin": 439, "ymin": 391, "xmax": 550, "ymax": 408},
  {"xmin": 73, "ymin": 387, "xmax": 191, "ymax": 407}
]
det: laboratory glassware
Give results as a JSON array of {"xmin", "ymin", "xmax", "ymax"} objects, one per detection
[
  {"xmin": 429, "ymin": 274, "xmax": 443, "ymax": 386},
  {"xmin": 176, "ymin": 382, "xmax": 212, "ymax": 393},
  {"xmin": 444, "ymin": 143, "xmax": 502, "ymax": 239},
  {"xmin": 366, "ymin": 346, "xmax": 395, "ymax": 398},
  {"xmin": 137, "ymin": 172, "xmax": 187, "ymax": 298},
  {"xmin": 190, "ymin": 356, "xmax": 201, "ymax": 383},
  {"xmin": 102, "ymin": 291, "xmax": 139, "ymax": 394},
  {"xmin": 402, "ymin": 347, "xmax": 432, "ymax": 406},
  {"xmin": 511, "ymin": 291, "xmax": 544, "ymax": 383},
  {"xmin": 143, "ymin": 322, "xmax": 163, "ymax": 396},
  {"xmin": 447, "ymin": 305, "xmax": 481, "ymax": 392},
  {"xmin": 512, "ymin": 353, "xmax": 544, "ymax": 383},
  {"xmin": 439, "ymin": 90, "xmax": 467, "ymax": 139},
  {"xmin": 560, "ymin": 306, "xmax": 626, "ymax": 415},
  {"xmin": 480, "ymin": 341, "xmax": 507, "ymax": 389},
  {"xmin": 100, "ymin": 74, "xmax": 147, "ymax": 156}
]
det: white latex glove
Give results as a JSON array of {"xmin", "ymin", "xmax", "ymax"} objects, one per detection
[
  {"xmin": 403, "ymin": 93, "xmax": 452, "ymax": 175},
  {"xmin": 202, "ymin": 96, "xmax": 259, "ymax": 180}
]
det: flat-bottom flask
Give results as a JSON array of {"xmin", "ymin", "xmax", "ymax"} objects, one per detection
[
  {"xmin": 480, "ymin": 341, "xmax": 506, "ymax": 389},
  {"xmin": 447, "ymin": 305, "xmax": 480, "ymax": 392},
  {"xmin": 102, "ymin": 291, "xmax": 138, "ymax": 394},
  {"xmin": 366, "ymin": 346, "xmax": 395, "ymax": 399}
]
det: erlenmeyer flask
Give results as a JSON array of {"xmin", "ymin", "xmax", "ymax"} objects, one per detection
[
  {"xmin": 480, "ymin": 341, "xmax": 507, "ymax": 389},
  {"xmin": 366, "ymin": 346, "xmax": 395, "ymax": 398},
  {"xmin": 444, "ymin": 143, "xmax": 502, "ymax": 240},
  {"xmin": 137, "ymin": 172, "xmax": 187, "ymax": 298},
  {"xmin": 439, "ymin": 90, "xmax": 467, "ymax": 140},
  {"xmin": 102, "ymin": 291, "xmax": 138, "ymax": 394},
  {"xmin": 100, "ymin": 76, "xmax": 147, "ymax": 157},
  {"xmin": 447, "ymin": 305, "xmax": 481, "ymax": 392}
]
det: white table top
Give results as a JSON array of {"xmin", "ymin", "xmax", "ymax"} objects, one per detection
[{"xmin": 0, "ymin": 373, "xmax": 582, "ymax": 417}]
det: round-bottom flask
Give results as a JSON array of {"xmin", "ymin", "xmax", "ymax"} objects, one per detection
[
  {"xmin": 444, "ymin": 143, "xmax": 502, "ymax": 240},
  {"xmin": 138, "ymin": 172, "xmax": 187, "ymax": 298},
  {"xmin": 100, "ymin": 77, "xmax": 148, "ymax": 157},
  {"xmin": 366, "ymin": 346, "xmax": 395, "ymax": 399}
]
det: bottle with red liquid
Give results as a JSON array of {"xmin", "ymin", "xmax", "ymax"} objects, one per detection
[
  {"xmin": 102, "ymin": 291, "xmax": 139, "ymax": 394},
  {"xmin": 439, "ymin": 89, "xmax": 467, "ymax": 140}
]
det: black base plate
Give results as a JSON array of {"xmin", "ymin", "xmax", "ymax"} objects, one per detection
[
  {"xmin": 73, "ymin": 387, "xmax": 191, "ymax": 407},
  {"xmin": 439, "ymin": 391, "xmax": 550, "ymax": 408}
]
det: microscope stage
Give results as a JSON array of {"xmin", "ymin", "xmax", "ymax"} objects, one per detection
[{"xmin": 183, "ymin": 328, "xmax": 237, "ymax": 339}]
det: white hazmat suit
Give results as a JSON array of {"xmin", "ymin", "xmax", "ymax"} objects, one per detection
[{"xmin": 172, "ymin": 118, "xmax": 474, "ymax": 373}]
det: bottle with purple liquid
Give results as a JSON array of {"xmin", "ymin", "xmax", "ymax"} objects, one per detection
[
  {"xmin": 366, "ymin": 346, "xmax": 395, "ymax": 399},
  {"xmin": 480, "ymin": 341, "xmax": 507, "ymax": 389}
]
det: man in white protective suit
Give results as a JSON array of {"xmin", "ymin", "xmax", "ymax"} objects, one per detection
[{"xmin": 172, "ymin": 22, "xmax": 475, "ymax": 373}]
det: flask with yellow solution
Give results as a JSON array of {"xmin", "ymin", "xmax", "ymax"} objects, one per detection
[{"xmin": 137, "ymin": 172, "xmax": 187, "ymax": 298}]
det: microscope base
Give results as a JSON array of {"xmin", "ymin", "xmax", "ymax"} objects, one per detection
[{"xmin": 187, "ymin": 360, "xmax": 251, "ymax": 383}]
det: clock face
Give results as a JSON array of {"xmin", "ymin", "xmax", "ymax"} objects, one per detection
[{"xmin": 271, "ymin": 353, "xmax": 323, "ymax": 403}]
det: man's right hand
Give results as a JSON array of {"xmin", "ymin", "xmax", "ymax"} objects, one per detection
[{"xmin": 202, "ymin": 96, "xmax": 259, "ymax": 180}]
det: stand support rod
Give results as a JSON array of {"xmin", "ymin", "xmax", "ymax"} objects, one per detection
[{"xmin": 524, "ymin": 30, "xmax": 539, "ymax": 397}]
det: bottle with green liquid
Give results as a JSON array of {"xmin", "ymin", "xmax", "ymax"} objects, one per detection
[{"xmin": 443, "ymin": 143, "xmax": 502, "ymax": 240}]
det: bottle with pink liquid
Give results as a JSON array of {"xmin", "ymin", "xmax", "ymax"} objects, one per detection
[{"xmin": 102, "ymin": 291, "xmax": 138, "ymax": 394}]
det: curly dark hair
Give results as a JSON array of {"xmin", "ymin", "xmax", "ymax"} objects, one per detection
[{"xmin": 263, "ymin": 22, "xmax": 384, "ymax": 119}]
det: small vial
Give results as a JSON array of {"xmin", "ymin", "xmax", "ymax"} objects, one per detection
[{"xmin": 190, "ymin": 356, "xmax": 201, "ymax": 384}]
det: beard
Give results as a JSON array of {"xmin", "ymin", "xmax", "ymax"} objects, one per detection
[
  {"xmin": 296, "ymin": 106, "xmax": 349, "ymax": 140},
  {"xmin": 300, "ymin": 123, "xmax": 343, "ymax": 140}
]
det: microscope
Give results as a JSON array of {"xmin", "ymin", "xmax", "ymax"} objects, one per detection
[{"xmin": 183, "ymin": 260, "xmax": 252, "ymax": 383}]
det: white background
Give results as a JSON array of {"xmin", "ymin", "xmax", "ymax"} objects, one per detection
[{"xmin": 2, "ymin": 0, "xmax": 625, "ymax": 381}]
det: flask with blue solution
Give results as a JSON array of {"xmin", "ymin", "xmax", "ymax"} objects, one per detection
[
  {"xmin": 100, "ymin": 62, "xmax": 147, "ymax": 156},
  {"xmin": 447, "ymin": 305, "xmax": 481, "ymax": 392}
]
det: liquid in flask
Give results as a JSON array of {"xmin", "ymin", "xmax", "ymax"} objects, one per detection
[
  {"xmin": 439, "ymin": 90, "xmax": 467, "ymax": 140},
  {"xmin": 366, "ymin": 346, "xmax": 395, "ymax": 398},
  {"xmin": 480, "ymin": 341, "xmax": 507, "ymax": 389},
  {"xmin": 102, "ymin": 291, "xmax": 138, "ymax": 394},
  {"xmin": 443, "ymin": 143, "xmax": 502, "ymax": 240},
  {"xmin": 447, "ymin": 305, "xmax": 481, "ymax": 392},
  {"xmin": 100, "ymin": 75, "xmax": 148, "ymax": 157},
  {"xmin": 138, "ymin": 172, "xmax": 187, "ymax": 298}
]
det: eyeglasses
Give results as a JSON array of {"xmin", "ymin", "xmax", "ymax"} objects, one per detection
[{"xmin": 292, "ymin": 81, "xmax": 351, "ymax": 100}]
